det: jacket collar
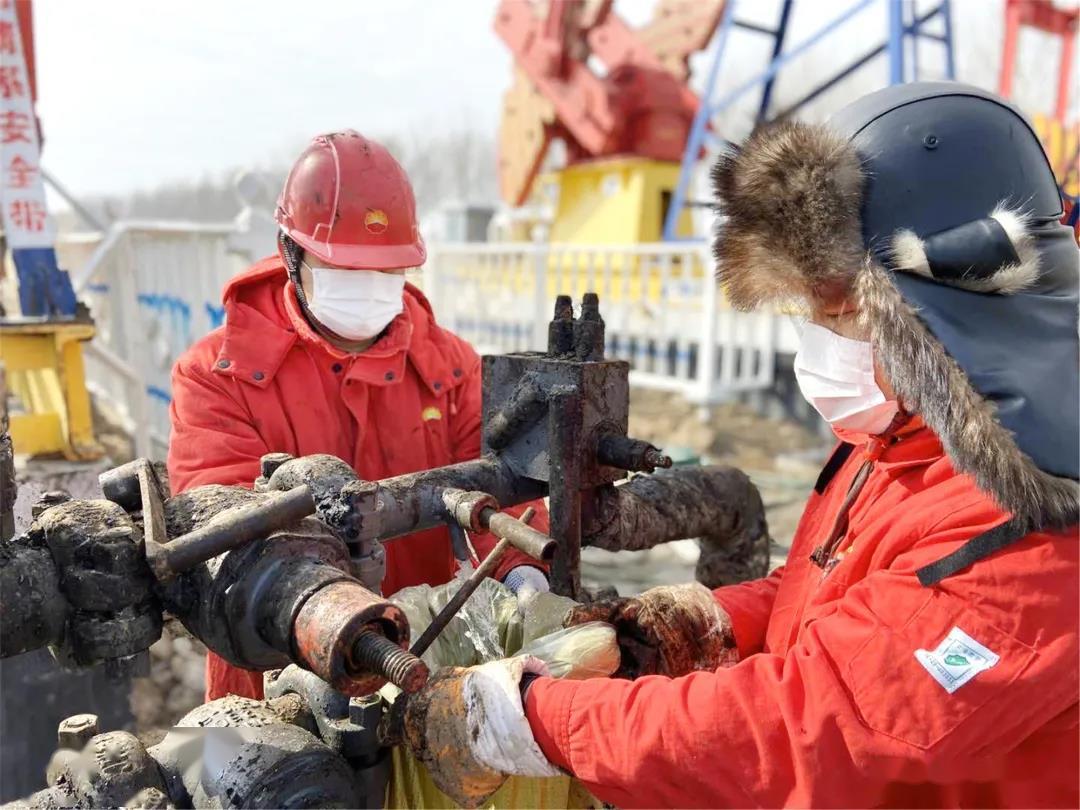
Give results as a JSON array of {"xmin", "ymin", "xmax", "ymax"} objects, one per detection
[
  {"xmin": 871, "ymin": 416, "xmax": 945, "ymax": 471},
  {"xmin": 213, "ymin": 256, "xmax": 461, "ymax": 396}
]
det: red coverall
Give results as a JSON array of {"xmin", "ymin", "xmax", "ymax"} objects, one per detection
[
  {"xmin": 168, "ymin": 256, "xmax": 546, "ymax": 701},
  {"xmin": 526, "ymin": 420, "xmax": 1079, "ymax": 807}
]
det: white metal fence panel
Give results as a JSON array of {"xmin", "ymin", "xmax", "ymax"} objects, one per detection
[
  {"xmin": 424, "ymin": 242, "xmax": 784, "ymax": 404},
  {"xmin": 63, "ymin": 222, "xmax": 245, "ymax": 458}
]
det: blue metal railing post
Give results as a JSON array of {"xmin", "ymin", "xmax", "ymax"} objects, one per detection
[
  {"xmin": 662, "ymin": 0, "xmax": 956, "ymax": 242},
  {"xmin": 888, "ymin": 0, "xmax": 905, "ymax": 84},
  {"xmin": 756, "ymin": 0, "xmax": 795, "ymax": 123},
  {"xmin": 940, "ymin": 0, "xmax": 956, "ymax": 79}
]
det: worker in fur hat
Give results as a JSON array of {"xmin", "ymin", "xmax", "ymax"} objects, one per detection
[{"xmin": 392, "ymin": 82, "xmax": 1079, "ymax": 808}]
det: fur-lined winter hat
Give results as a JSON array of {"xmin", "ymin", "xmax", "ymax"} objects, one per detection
[{"xmin": 711, "ymin": 82, "xmax": 1078, "ymax": 557}]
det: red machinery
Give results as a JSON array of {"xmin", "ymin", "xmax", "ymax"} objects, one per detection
[
  {"xmin": 999, "ymin": 0, "xmax": 1079, "ymax": 236},
  {"xmin": 494, "ymin": 0, "xmax": 724, "ymax": 208}
]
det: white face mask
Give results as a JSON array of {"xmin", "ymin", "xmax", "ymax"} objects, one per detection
[
  {"xmin": 794, "ymin": 321, "xmax": 899, "ymax": 436},
  {"xmin": 305, "ymin": 264, "xmax": 406, "ymax": 341}
]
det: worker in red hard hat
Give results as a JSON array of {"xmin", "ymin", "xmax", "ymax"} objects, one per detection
[{"xmin": 167, "ymin": 131, "xmax": 550, "ymax": 702}]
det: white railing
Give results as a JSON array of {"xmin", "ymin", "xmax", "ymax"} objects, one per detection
[
  {"xmin": 422, "ymin": 243, "xmax": 794, "ymax": 404},
  {"xmin": 60, "ymin": 221, "xmax": 247, "ymax": 458},
  {"xmin": 60, "ymin": 216, "xmax": 794, "ymax": 460}
]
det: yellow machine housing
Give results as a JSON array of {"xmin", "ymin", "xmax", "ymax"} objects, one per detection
[
  {"xmin": 545, "ymin": 157, "xmax": 695, "ymax": 244},
  {"xmin": 0, "ymin": 321, "xmax": 103, "ymax": 460}
]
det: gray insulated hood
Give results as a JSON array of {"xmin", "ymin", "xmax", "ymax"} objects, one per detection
[{"xmin": 711, "ymin": 81, "xmax": 1078, "ymax": 532}]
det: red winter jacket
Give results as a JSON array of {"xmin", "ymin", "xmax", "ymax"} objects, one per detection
[
  {"xmin": 526, "ymin": 419, "xmax": 1079, "ymax": 808},
  {"xmin": 167, "ymin": 256, "xmax": 546, "ymax": 701}
]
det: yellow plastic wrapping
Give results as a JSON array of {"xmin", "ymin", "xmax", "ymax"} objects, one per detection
[
  {"xmin": 387, "ymin": 746, "xmax": 599, "ymax": 810},
  {"xmin": 386, "ymin": 571, "xmax": 606, "ymax": 809}
]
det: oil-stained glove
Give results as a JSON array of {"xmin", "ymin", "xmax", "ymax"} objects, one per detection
[
  {"xmin": 565, "ymin": 582, "xmax": 737, "ymax": 678},
  {"xmin": 383, "ymin": 656, "xmax": 559, "ymax": 808}
]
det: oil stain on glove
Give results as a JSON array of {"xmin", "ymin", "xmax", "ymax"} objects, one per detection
[
  {"xmin": 387, "ymin": 656, "xmax": 560, "ymax": 808},
  {"xmin": 566, "ymin": 582, "xmax": 737, "ymax": 678}
]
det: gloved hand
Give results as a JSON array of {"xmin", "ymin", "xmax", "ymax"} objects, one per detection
[
  {"xmin": 503, "ymin": 565, "xmax": 550, "ymax": 614},
  {"xmin": 565, "ymin": 582, "xmax": 737, "ymax": 678},
  {"xmin": 383, "ymin": 656, "xmax": 559, "ymax": 808}
]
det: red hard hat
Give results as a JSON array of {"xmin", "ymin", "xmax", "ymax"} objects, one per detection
[{"xmin": 275, "ymin": 130, "xmax": 426, "ymax": 269}]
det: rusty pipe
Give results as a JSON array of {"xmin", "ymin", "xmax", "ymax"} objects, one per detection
[
  {"xmin": 483, "ymin": 508, "xmax": 555, "ymax": 561},
  {"xmin": 0, "ymin": 541, "xmax": 67, "ymax": 657},
  {"xmin": 582, "ymin": 465, "xmax": 768, "ymax": 552},
  {"xmin": 352, "ymin": 458, "xmax": 546, "ymax": 544},
  {"xmin": 147, "ymin": 485, "xmax": 316, "ymax": 578},
  {"xmin": 486, "ymin": 374, "xmax": 548, "ymax": 450},
  {"xmin": 441, "ymin": 489, "xmax": 555, "ymax": 561},
  {"xmin": 291, "ymin": 578, "xmax": 426, "ymax": 696}
]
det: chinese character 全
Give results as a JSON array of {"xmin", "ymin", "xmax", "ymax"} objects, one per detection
[{"xmin": 5, "ymin": 154, "xmax": 35, "ymax": 188}]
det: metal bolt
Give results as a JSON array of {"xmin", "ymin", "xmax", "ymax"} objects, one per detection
[
  {"xmin": 351, "ymin": 631, "xmax": 429, "ymax": 694},
  {"xmin": 260, "ymin": 452, "xmax": 294, "ymax": 479},
  {"xmin": 32, "ymin": 490, "xmax": 71, "ymax": 518},
  {"xmin": 580, "ymin": 291, "xmax": 600, "ymax": 315},
  {"xmin": 348, "ymin": 694, "xmax": 383, "ymax": 727},
  {"xmin": 57, "ymin": 714, "xmax": 99, "ymax": 750},
  {"xmin": 644, "ymin": 448, "xmax": 673, "ymax": 469},
  {"xmin": 548, "ymin": 294, "xmax": 575, "ymax": 355},
  {"xmin": 574, "ymin": 292, "xmax": 605, "ymax": 361}
]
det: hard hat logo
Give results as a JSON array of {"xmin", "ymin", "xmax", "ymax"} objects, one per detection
[{"xmin": 365, "ymin": 209, "xmax": 389, "ymax": 234}]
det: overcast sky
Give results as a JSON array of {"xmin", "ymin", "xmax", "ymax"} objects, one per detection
[
  {"xmin": 35, "ymin": 0, "xmax": 527, "ymax": 198},
  {"xmin": 32, "ymin": 0, "xmax": 1060, "ymax": 204}
]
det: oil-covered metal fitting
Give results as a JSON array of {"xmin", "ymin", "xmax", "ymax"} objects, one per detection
[
  {"xmin": 32, "ymin": 490, "xmax": 71, "ymax": 518},
  {"xmin": 57, "ymin": 713, "xmax": 99, "ymax": 750},
  {"xmin": 486, "ymin": 373, "xmax": 548, "ymax": 450},
  {"xmin": 442, "ymin": 488, "xmax": 499, "ymax": 532},
  {"xmin": 153, "ymin": 701, "xmax": 362, "ymax": 809},
  {"xmin": 547, "ymin": 294, "xmax": 574, "ymax": 355},
  {"xmin": 348, "ymin": 693, "xmax": 382, "ymax": 726},
  {"xmin": 260, "ymin": 452, "xmax": 295, "ymax": 479},
  {"xmin": 596, "ymin": 434, "xmax": 673, "ymax": 473},
  {"xmin": 351, "ymin": 631, "xmax": 429, "ymax": 694},
  {"xmin": 64, "ymin": 730, "xmax": 169, "ymax": 809},
  {"xmin": 290, "ymin": 579, "xmax": 418, "ymax": 696},
  {"xmin": 99, "ymin": 460, "xmax": 145, "ymax": 511},
  {"xmin": 0, "ymin": 537, "xmax": 67, "ymax": 657},
  {"xmin": 148, "ymin": 485, "xmax": 317, "ymax": 580},
  {"xmin": 574, "ymin": 291, "xmax": 605, "ymax": 361}
]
